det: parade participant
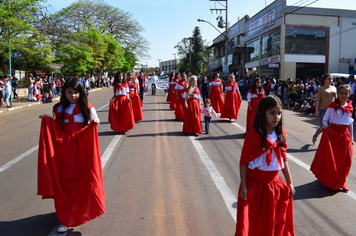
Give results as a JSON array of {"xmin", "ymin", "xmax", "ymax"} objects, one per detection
[
  {"xmin": 151, "ymin": 72, "xmax": 158, "ymax": 95},
  {"xmin": 166, "ymin": 72, "xmax": 175, "ymax": 102},
  {"xmin": 169, "ymin": 72, "xmax": 180, "ymax": 110},
  {"xmin": 108, "ymin": 71, "xmax": 135, "ymax": 134},
  {"xmin": 127, "ymin": 72, "xmax": 143, "ymax": 122},
  {"xmin": 220, "ymin": 74, "xmax": 242, "ymax": 122},
  {"xmin": 37, "ymin": 77, "xmax": 105, "ymax": 233},
  {"xmin": 182, "ymin": 76, "xmax": 202, "ymax": 136},
  {"xmin": 246, "ymin": 78, "xmax": 265, "ymax": 132},
  {"xmin": 235, "ymin": 95, "xmax": 295, "ymax": 236},
  {"xmin": 137, "ymin": 72, "xmax": 146, "ymax": 102},
  {"xmin": 201, "ymin": 98, "xmax": 217, "ymax": 134},
  {"xmin": 208, "ymin": 72, "xmax": 224, "ymax": 113},
  {"xmin": 310, "ymin": 84, "xmax": 353, "ymax": 191},
  {"xmin": 199, "ymin": 75, "xmax": 210, "ymax": 104},
  {"xmin": 312, "ymin": 74, "xmax": 337, "ymax": 144},
  {"xmin": 174, "ymin": 73, "xmax": 188, "ymax": 121}
]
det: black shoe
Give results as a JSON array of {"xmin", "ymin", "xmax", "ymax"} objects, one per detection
[{"xmin": 206, "ymin": 130, "xmax": 209, "ymax": 134}]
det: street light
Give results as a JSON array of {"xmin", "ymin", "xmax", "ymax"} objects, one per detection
[{"xmin": 197, "ymin": 19, "xmax": 222, "ymax": 34}]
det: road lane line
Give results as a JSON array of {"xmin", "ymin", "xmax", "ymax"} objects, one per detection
[
  {"xmin": 101, "ymin": 134, "xmax": 121, "ymax": 168},
  {"xmin": 232, "ymin": 122, "xmax": 356, "ymax": 201},
  {"xmin": 0, "ymin": 145, "xmax": 38, "ymax": 173},
  {"xmin": 189, "ymin": 136, "xmax": 237, "ymax": 222}
]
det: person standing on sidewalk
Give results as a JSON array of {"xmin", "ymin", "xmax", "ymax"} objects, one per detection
[
  {"xmin": 151, "ymin": 72, "xmax": 158, "ymax": 95},
  {"xmin": 137, "ymin": 72, "xmax": 146, "ymax": 102},
  {"xmin": 26, "ymin": 73, "xmax": 34, "ymax": 101},
  {"xmin": 12, "ymin": 74, "xmax": 18, "ymax": 99},
  {"xmin": 312, "ymin": 74, "xmax": 336, "ymax": 144},
  {"xmin": 4, "ymin": 75, "xmax": 13, "ymax": 107}
]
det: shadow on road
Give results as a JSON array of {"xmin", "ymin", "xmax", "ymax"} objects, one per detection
[
  {"xmin": 198, "ymin": 133, "xmax": 245, "ymax": 141},
  {"xmin": 0, "ymin": 212, "xmax": 57, "ymax": 236},
  {"xmin": 287, "ymin": 144, "xmax": 316, "ymax": 153},
  {"xmin": 127, "ymin": 131, "xmax": 185, "ymax": 138},
  {"xmin": 293, "ymin": 180, "xmax": 339, "ymax": 200},
  {"xmin": 137, "ymin": 118, "xmax": 177, "ymax": 123}
]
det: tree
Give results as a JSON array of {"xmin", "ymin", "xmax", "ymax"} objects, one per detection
[
  {"xmin": 0, "ymin": 0, "xmax": 52, "ymax": 74},
  {"xmin": 175, "ymin": 27, "xmax": 212, "ymax": 75}
]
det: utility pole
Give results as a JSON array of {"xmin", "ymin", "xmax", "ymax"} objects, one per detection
[{"xmin": 210, "ymin": 0, "xmax": 228, "ymax": 75}]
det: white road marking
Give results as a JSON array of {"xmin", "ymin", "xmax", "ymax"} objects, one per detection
[
  {"xmin": 101, "ymin": 134, "xmax": 121, "ymax": 168},
  {"xmin": 189, "ymin": 136, "xmax": 237, "ymax": 222},
  {"xmin": 0, "ymin": 145, "xmax": 39, "ymax": 173},
  {"xmin": 233, "ymin": 122, "xmax": 356, "ymax": 201}
]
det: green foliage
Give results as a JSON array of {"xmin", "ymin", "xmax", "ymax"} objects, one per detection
[{"xmin": 0, "ymin": 0, "xmax": 52, "ymax": 73}]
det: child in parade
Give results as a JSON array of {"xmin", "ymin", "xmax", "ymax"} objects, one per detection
[
  {"xmin": 235, "ymin": 95, "xmax": 295, "ymax": 236},
  {"xmin": 37, "ymin": 77, "xmax": 105, "ymax": 233},
  {"xmin": 108, "ymin": 71, "xmax": 135, "ymax": 134},
  {"xmin": 169, "ymin": 72, "xmax": 180, "ymax": 110},
  {"xmin": 310, "ymin": 84, "xmax": 354, "ymax": 191},
  {"xmin": 201, "ymin": 98, "xmax": 217, "ymax": 134},
  {"xmin": 175, "ymin": 73, "xmax": 188, "ymax": 121},
  {"xmin": 208, "ymin": 72, "xmax": 225, "ymax": 113},
  {"xmin": 182, "ymin": 76, "xmax": 202, "ymax": 136},
  {"xmin": 166, "ymin": 72, "xmax": 175, "ymax": 102},
  {"xmin": 246, "ymin": 78, "xmax": 265, "ymax": 132},
  {"xmin": 220, "ymin": 74, "xmax": 242, "ymax": 122},
  {"xmin": 127, "ymin": 72, "xmax": 143, "ymax": 122}
]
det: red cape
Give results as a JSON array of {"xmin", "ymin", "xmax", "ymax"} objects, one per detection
[
  {"xmin": 327, "ymin": 99, "xmax": 353, "ymax": 116},
  {"xmin": 240, "ymin": 127, "xmax": 287, "ymax": 167},
  {"xmin": 37, "ymin": 117, "xmax": 105, "ymax": 227}
]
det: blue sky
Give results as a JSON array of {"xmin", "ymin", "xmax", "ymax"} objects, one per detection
[{"xmin": 44, "ymin": 0, "xmax": 356, "ymax": 68}]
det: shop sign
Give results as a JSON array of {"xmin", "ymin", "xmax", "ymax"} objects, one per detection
[
  {"xmin": 223, "ymin": 65, "xmax": 229, "ymax": 73},
  {"xmin": 249, "ymin": 9, "xmax": 275, "ymax": 36},
  {"xmin": 268, "ymin": 64, "xmax": 279, "ymax": 68},
  {"xmin": 260, "ymin": 55, "xmax": 280, "ymax": 65}
]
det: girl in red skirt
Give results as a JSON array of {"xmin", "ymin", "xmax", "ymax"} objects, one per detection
[
  {"xmin": 38, "ymin": 78, "xmax": 105, "ymax": 233},
  {"xmin": 208, "ymin": 72, "xmax": 225, "ymax": 113},
  {"xmin": 169, "ymin": 73, "xmax": 180, "ymax": 110},
  {"xmin": 174, "ymin": 73, "xmax": 188, "ymax": 121},
  {"xmin": 183, "ymin": 76, "xmax": 202, "ymax": 136},
  {"xmin": 236, "ymin": 95, "xmax": 295, "ymax": 236},
  {"xmin": 246, "ymin": 78, "xmax": 265, "ymax": 132},
  {"xmin": 310, "ymin": 84, "xmax": 353, "ymax": 191},
  {"xmin": 127, "ymin": 72, "xmax": 143, "ymax": 122},
  {"xmin": 108, "ymin": 71, "xmax": 135, "ymax": 134},
  {"xmin": 166, "ymin": 71, "xmax": 175, "ymax": 102},
  {"xmin": 221, "ymin": 74, "xmax": 242, "ymax": 122}
]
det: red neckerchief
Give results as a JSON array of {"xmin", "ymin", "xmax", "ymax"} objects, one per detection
[
  {"xmin": 115, "ymin": 83, "xmax": 129, "ymax": 93},
  {"xmin": 129, "ymin": 81, "xmax": 137, "ymax": 90},
  {"xmin": 226, "ymin": 81, "xmax": 238, "ymax": 88},
  {"xmin": 177, "ymin": 79, "xmax": 187, "ymax": 88},
  {"xmin": 248, "ymin": 88, "xmax": 265, "ymax": 96},
  {"xmin": 53, "ymin": 102, "xmax": 93, "ymax": 124},
  {"xmin": 210, "ymin": 78, "xmax": 221, "ymax": 84},
  {"xmin": 194, "ymin": 86, "xmax": 201, "ymax": 95},
  {"xmin": 240, "ymin": 127, "xmax": 287, "ymax": 167},
  {"xmin": 327, "ymin": 99, "xmax": 353, "ymax": 116}
]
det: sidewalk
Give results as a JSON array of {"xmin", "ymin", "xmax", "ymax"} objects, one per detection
[{"xmin": 0, "ymin": 88, "xmax": 102, "ymax": 114}]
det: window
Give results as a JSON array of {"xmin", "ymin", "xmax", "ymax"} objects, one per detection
[
  {"xmin": 285, "ymin": 28, "xmax": 326, "ymax": 55},
  {"xmin": 261, "ymin": 31, "xmax": 280, "ymax": 59},
  {"xmin": 246, "ymin": 40, "xmax": 260, "ymax": 63}
]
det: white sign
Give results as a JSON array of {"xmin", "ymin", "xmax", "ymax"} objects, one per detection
[
  {"xmin": 268, "ymin": 64, "xmax": 279, "ymax": 68},
  {"xmin": 260, "ymin": 55, "xmax": 280, "ymax": 65},
  {"xmin": 249, "ymin": 9, "xmax": 276, "ymax": 36}
]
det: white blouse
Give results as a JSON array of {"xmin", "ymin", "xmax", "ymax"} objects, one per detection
[
  {"xmin": 248, "ymin": 129, "xmax": 285, "ymax": 171},
  {"xmin": 56, "ymin": 103, "xmax": 99, "ymax": 124},
  {"xmin": 114, "ymin": 83, "xmax": 130, "ymax": 96},
  {"xmin": 247, "ymin": 89, "xmax": 260, "ymax": 102},
  {"xmin": 210, "ymin": 80, "xmax": 221, "ymax": 86},
  {"xmin": 225, "ymin": 85, "xmax": 238, "ymax": 91},
  {"xmin": 175, "ymin": 83, "xmax": 186, "ymax": 90}
]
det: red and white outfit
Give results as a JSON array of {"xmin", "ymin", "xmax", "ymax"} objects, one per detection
[
  {"xmin": 182, "ymin": 86, "xmax": 202, "ymax": 134},
  {"xmin": 235, "ymin": 127, "xmax": 294, "ymax": 236},
  {"xmin": 208, "ymin": 78, "xmax": 225, "ymax": 113},
  {"xmin": 220, "ymin": 81, "xmax": 242, "ymax": 120},
  {"xmin": 174, "ymin": 79, "xmax": 188, "ymax": 121},
  {"xmin": 310, "ymin": 100, "xmax": 354, "ymax": 190},
  {"xmin": 108, "ymin": 83, "xmax": 135, "ymax": 133},
  {"xmin": 129, "ymin": 81, "xmax": 143, "ymax": 122},
  {"xmin": 166, "ymin": 76, "xmax": 174, "ymax": 102},
  {"xmin": 169, "ymin": 77, "xmax": 178, "ymax": 110},
  {"xmin": 38, "ymin": 102, "xmax": 105, "ymax": 227},
  {"xmin": 246, "ymin": 88, "xmax": 265, "ymax": 131}
]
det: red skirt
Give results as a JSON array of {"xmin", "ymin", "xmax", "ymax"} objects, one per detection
[
  {"xmin": 183, "ymin": 98, "xmax": 202, "ymax": 134},
  {"xmin": 169, "ymin": 89, "xmax": 176, "ymax": 110},
  {"xmin": 166, "ymin": 84, "xmax": 174, "ymax": 102},
  {"xmin": 108, "ymin": 95, "xmax": 135, "ymax": 132},
  {"xmin": 129, "ymin": 91, "xmax": 143, "ymax": 122},
  {"xmin": 209, "ymin": 86, "xmax": 224, "ymax": 113},
  {"xmin": 246, "ymin": 97, "xmax": 263, "ymax": 131},
  {"xmin": 221, "ymin": 90, "xmax": 241, "ymax": 120},
  {"xmin": 235, "ymin": 168, "xmax": 294, "ymax": 236},
  {"xmin": 37, "ymin": 117, "xmax": 105, "ymax": 227},
  {"xmin": 310, "ymin": 123, "xmax": 353, "ymax": 190},
  {"xmin": 175, "ymin": 90, "xmax": 185, "ymax": 121}
]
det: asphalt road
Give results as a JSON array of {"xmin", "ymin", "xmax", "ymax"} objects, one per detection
[{"xmin": 0, "ymin": 87, "xmax": 355, "ymax": 236}]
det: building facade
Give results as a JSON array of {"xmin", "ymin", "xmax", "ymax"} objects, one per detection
[
  {"xmin": 159, "ymin": 59, "xmax": 180, "ymax": 74},
  {"xmin": 208, "ymin": 0, "xmax": 356, "ymax": 80}
]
